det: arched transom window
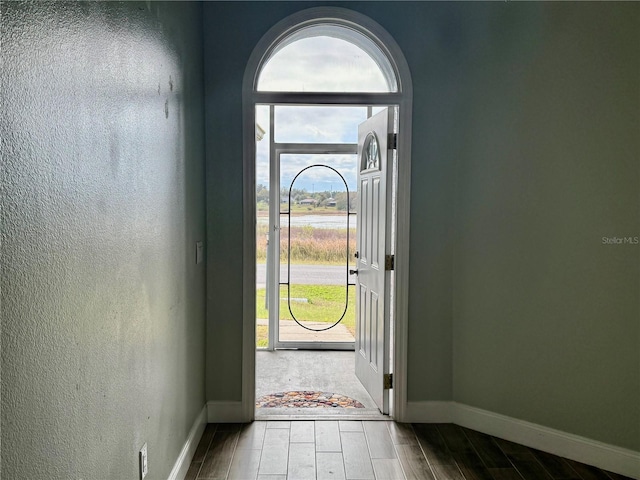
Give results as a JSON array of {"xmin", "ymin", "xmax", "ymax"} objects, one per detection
[{"xmin": 257, "ymin": 24, "xmax": 398, "ymax": 93}]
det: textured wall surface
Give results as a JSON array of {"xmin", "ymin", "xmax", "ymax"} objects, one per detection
[
  {"xmin": 203, "ymin": 1, "xmax": 639, "ymax": 451},
  {"xmin": 1, "ymin": 2, "xmax": 206, "ymax": 479}
]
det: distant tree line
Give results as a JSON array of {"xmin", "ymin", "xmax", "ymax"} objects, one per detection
[{"xmin": 256, "ymin": 184, "xmax": 357, "ymax": 211}]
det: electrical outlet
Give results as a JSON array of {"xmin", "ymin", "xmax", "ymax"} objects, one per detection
[{"xmin": 139, "ymin": 443, "xmax": 148, "ymax": 479}]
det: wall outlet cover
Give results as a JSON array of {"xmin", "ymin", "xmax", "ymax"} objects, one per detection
[
  {"xmin": 140, "ymin": 443, "xmax": 148, "ymax": 479},
  {"xmin": 196, "ymin": 241, "xmax": 204, "ymax": 264}
]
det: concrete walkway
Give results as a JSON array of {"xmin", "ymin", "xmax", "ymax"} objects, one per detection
[
  {"xmin": 255, "ymin": 350, "xmax": 384, "ymax": 419},
  {"xmin": 257, "ymin": 318, "xmax": 354, "ymax": 343}
]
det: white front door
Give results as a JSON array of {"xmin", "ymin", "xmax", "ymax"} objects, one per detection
[{"xmin": 354, "ymin": 108, "xmax": 394, "ymax": 414}]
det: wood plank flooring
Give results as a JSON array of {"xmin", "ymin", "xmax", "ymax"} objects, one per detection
[{"xmin": 185, "ymin": 422, "xmax": 632, "ymax": 480}]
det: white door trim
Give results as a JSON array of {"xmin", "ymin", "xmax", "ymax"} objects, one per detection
[{"xmin": 241, "ymin": 6, "xmax": 412, "ymax": 422}]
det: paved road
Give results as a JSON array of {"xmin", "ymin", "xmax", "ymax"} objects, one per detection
[{"xmin": 256, "ymin": 264, "xmax": 356, "ymax": 287}]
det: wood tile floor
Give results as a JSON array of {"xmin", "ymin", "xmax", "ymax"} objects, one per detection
[{"xmin": 185, "ymin": 421, "xmax": 633, "ymax": 480}]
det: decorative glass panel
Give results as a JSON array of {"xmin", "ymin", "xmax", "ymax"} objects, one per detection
[
  {"xmin": 280, "ymin": 164, "xmax": 356, "ymax": 334},
  {"xmin": 361, "ymin": 132, "xmax": 380, "ymax": 171}
]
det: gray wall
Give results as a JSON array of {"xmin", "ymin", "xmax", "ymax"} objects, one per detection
[
  {"xmin": 203, "ymin": 1, "xmax": 639, "ymax": 452},
  {"xmin": 1, "ymin": 2, "xmax": 207, "ymax": 479},
  {"xmin": 452, "ymin": 4, "xmax": 639, "ymax": 451}
]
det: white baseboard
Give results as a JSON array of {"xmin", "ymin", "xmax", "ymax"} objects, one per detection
[
  {"xmin": 207, "ymin": 401, "xmax": 246, "ymax": 423},
  {"xmin": 167, "ymin": 405, "xmax": 207, "ymax": 480},
  {"xmin": 405, "ymin": 401, "xmax": 639, "ymax": 479},
  {"xmin": 454, "ymin": 403, "xmax": 640, "ymax": 479}
]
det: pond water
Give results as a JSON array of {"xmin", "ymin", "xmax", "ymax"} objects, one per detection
[{"xmin": 258, "ymin": 214, "xmax": 356, "ymax": 229}]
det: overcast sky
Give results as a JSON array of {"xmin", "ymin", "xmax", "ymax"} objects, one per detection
[
  {"xmin": 258, "ymin": 36, "xmax": 388, "ymax": 93},
  {"xmin": 256, "ymin": 106, "xmax": 365, "ymax": 193},
  {"xmin": 256, "ymin": 35, "xmax": 388, "ymax": 194}
]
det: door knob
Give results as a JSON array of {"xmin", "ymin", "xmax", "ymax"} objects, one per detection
[{"xmin": 349, "ymin": 269, "xmax": 358, "ymax": 275}]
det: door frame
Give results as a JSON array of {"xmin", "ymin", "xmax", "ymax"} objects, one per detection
[{"xmin": 241, "ymin": 7, "xmax": 413, "ymax": 421}]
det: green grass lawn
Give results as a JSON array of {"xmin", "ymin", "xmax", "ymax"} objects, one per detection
[
  {"xmin": 256, "ymin": 284, "xmax": 356, "ymax": 347},
  {"xmin": 256, "ymin": 325, "xmax": 268, "ymax": 348}
]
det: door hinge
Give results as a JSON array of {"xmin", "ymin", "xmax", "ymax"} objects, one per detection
[
  {"xmin": 385, "ymin": 254, "xmax": 394, "ymax": 271},
  {"xmin": 384, "ymin": 373, "xmax": 393, "ymax": 390},
  {"xmin": 388, "ymin": 133, "xmax": 397, "ymax": 150}
]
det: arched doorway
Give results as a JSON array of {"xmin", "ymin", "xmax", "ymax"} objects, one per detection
[{"xmin": 242, "ymin": 7, "xmax": 412, "ymax": 421}]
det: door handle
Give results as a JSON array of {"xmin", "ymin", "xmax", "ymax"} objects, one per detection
[{"xmin": 349, "ymin": 269, "xmax": 358, "ymax": 275}]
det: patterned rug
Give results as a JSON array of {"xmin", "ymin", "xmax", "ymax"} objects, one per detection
[{"xmin": 256, "ymin": 391, "xmax": 365, "ymax": 409}]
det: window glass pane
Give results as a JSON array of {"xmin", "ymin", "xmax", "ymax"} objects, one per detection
[
  {"xmin": 274, "ymin": 106, "xmax": 367, "ymax": 144},
  {"xmin": 255, "ymin": 105, "xmax": 270, "ymax": 348},
  {"xmin": 255, "ymin": 105, "xmax": 270, "ymax": 200},
  {"xmin": 257, "ymin": 26, "xmax": 397, "ymax": 92}
]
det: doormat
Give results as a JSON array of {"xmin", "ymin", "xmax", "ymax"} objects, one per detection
[{"xmin": 256, "ymin": 391, "xmax": 365, "ymax": 408}]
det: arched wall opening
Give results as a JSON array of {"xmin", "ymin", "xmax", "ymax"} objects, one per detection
[{"xmin": 239, "ymin": 7, "xmax": 413, "ymax": 421}]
